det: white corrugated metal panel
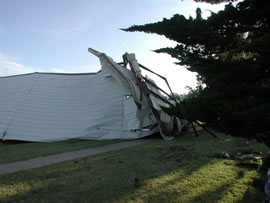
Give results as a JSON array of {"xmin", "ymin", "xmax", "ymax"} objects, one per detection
[
  {"xmin": 0, "ymin": 74, "xmax": 36, "ymax": 136},
  {"xmin": 0, "ymin": 71, "xmax": 156, "ymax": 142},
  {"xmin": 122, "ymin": 96, "xmax": 156, "ymax": 135},
  {"xmin": 0, "ymin": 50, "xmax": 160, "ymax": 142},
  {"xmin": 0, "ymin": 72, "xmax": 116, "ymax": 141}
]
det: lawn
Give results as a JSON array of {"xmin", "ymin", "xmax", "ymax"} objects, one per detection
[
  {"xmin": 0, "ymin": 132, "xmax": 268, "ymax": 202},
  {"xmin": 0, "ymin": 139, "xmax": 123, "ymax": 164}
]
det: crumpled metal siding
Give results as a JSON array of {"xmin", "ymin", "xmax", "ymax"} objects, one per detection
[{"xmin": 0, "ymin": 71, "xmax": 156, "ymax": 142}]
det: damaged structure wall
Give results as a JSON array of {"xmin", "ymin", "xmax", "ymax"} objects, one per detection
[{"xmin": 0, "ymin": 49, "xmax": 185, "ymax": 142}]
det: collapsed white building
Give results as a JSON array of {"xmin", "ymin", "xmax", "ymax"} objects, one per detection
[{"xmin": 0, "ymin": 49, "xmax": 185, "ymax": 142}]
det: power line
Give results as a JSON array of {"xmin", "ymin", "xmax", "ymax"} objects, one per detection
[{"xmin": 80, "ymin": 0, "xmax": 129, "ymax": 51}]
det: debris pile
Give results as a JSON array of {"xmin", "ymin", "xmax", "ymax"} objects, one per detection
[{"xmin": 218, "ymin": 151, "xmax": 263, "ymax": 161}]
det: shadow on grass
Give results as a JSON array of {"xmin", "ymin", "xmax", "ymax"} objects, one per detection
[
  {"xmin": 0, "ymin": 133, "xmax": 266, "ymax": 202},
  {"xmin": 236, "ymin": 171, "xmax": 266, "ymax": 203}
]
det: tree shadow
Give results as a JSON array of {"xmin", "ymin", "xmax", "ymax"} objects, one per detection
[{"xmin": 0, "ymin": 136, "xmax": 265, "ymax": 202}]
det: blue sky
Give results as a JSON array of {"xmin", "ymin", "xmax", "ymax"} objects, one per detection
[{"xmin": 0, "ymin": 0, "xmax": 225, "ymax": 93}]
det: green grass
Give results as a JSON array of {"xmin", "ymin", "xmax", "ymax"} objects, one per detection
[
  {"xmin": 0, "ymin": 139, "xmax": 123, "ymax": 164},
  {"xmin": 0, "ymin": 132, "xmax": 268, "ymax": 202}
]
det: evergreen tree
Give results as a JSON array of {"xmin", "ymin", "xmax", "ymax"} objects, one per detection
[{"xmin": 123, "ymin": 0, "xmax": 270, "ymax": 146}]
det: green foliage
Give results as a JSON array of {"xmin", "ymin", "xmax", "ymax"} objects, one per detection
[
  {"xmin": 168, "ymin": 92, "xmax": 185, "ymax": 101},
  {"xmin": 124, "ymin": 0, "xmax": 270, "ymax": 146}
]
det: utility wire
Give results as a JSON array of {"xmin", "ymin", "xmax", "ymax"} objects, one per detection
[{"xmin": 80, "ymin": 0, "xmax": 129, "ymax": 51}]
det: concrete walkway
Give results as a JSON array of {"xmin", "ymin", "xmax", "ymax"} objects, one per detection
[{"xmin": 0, "ymin": 139, "xmax": 151, "ymax": 175}]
